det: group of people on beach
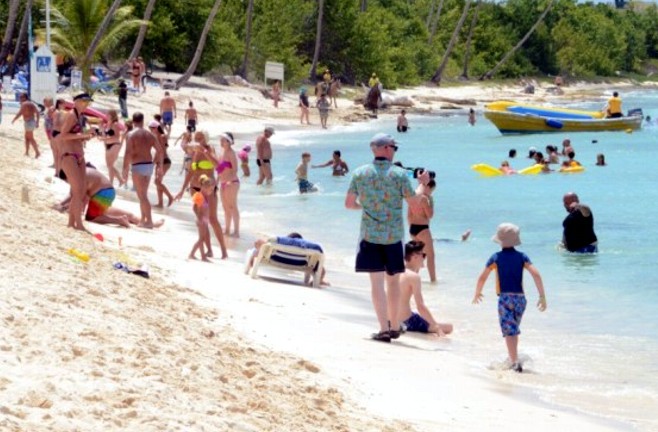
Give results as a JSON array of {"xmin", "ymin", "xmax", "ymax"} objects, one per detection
[
  {"xmin": 345, "ymin": 132, "xmax": 597, "ymax": 372},
  {"xmin": 9, "ymin": 83, "xmax": 603, "ymax": 373}
]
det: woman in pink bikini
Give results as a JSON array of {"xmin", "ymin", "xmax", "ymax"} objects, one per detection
[
  {"xmin": 216, "ymin": 132, "xmax": 240, "ymax": 237},
  {"xmin": 175, "ymin": 130, "xmax": 228, "ymax": 258},
  {"xmin": 55, "ymin": 93, "xmax": 95, "ymax": 231}
]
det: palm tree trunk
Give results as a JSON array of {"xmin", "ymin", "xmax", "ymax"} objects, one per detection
[
  {"xmin": 431, "ymin": 0, "xmax": 471, "ymax": 84},
  {"xmin": 113, "ymin": 0, "xmax": 157, "ymax": 79},
  {"xmin": 480, "ymin": 0, "xmax": 554, "ymax": 80},
  {"xmin": 309, "ymin": 0, "xmax": 325, "ymax": 81},
  {"xmin": 425, "ymin": 0, "xmax": 436, "ymax": 30},
  {"xmin": 360, "ymin": 0, "xmax": 367, "ymax": 13},
  {"xmin": 175, "ymin": 0, "xmax": 222, "ymax": 89},
  {"xmin": 237, "ymin": 0, "xmax": 254, "ymax": 79},
  {"xmin": 461, "ymin": 0, "xmax": 482, "ymax": 79},
  {"xmin": 0, "ymin": 0, "xmax": 21, "ymax": 68},
  {"xmin": 428, "ymin": 0, "xmax": 444, "ymax": 44},
  {"xmin": 82, "ymin": 0, "xmax": 122, "ymax": 83},
  {"xmin": 9, "ymin": 0, "xmax": 31, "ymax": 77}
]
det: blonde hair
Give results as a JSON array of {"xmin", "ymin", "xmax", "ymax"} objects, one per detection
[{"xmin": 199, "ymin": 174, "xmax": 213, "ymax": 187}]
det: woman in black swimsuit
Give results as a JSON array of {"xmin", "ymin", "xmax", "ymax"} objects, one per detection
[
  {"xmin": 408, "ymin": 179, "xmax": 437, "ymax": 283},
  {"xmin": 99, "ymin": 109, "xmax": 125, "ymax": 187},
  {"xmin": 55, "ymin": 93, "xmax": 95, "ymax": 231}
]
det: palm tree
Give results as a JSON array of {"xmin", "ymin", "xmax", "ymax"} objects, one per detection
[
  {"xmin": 175, "ymin": 0, "xmax": 222, "ymax": 89},
  {"xmin": 82, "ymin": 0, "xmax": 123, "ymax": 68},
  {"xmin": 9, "ymin": 0, "xmax": 31, "ymax": 77},
  {"xmin": 0, "ymin": 0, "xmax": 21, "ymax": 68},
  {"xmin": 47, "ymin": 0, "xmax": 142, "ymax": 86},
  {"xmin": 112, "ymin": 0, "xmax": 157, "ymax": 79},
  {"xmin": 427, "ymin": 0, "xmax": 444, "ymax": 45},
  {"xmin": 237, "ymin": 0, "xmax": 254, "ymax": 80},
  {"xmin": 431, "ymin": 0, "xmax": 472, "ymax": 84},
  {"xmin": 480, "ymin": 0, "xmax": 554, "ymax": 80},
  {"xmin": 461, "ymin": 0, "xmax": 482, "ymax": 79},
  {"xmin": 309, "ymin": 0, "xmax": 325, "ymax": 81}
]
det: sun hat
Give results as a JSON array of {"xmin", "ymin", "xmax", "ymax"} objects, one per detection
[
  {"xmin": 73, "ymin": 92, "xmax": 93, "ymax": 102},
  {"xmin": 370, "ymin": 132, "xmax": 396, "ymax": 147},
  {"xmin": 492, "ymin": 223, "xmax": 522, "ymax": 248},
  {"xmin": 147, "ymin": 120, "xmax": 160, "ymax": 128}
]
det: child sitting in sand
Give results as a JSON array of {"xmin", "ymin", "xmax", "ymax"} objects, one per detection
[
  {"xmin": 189, "ymin": 175, "xmax": 214, "ymax": 261},
  {"xmin": 472, "ymin": 223, "xmax": 547, "ymax": 373},
  {"xmin": 397, "ymin": 240, "xmax": 453, "ymax": 336},
  {"xmin": 238, "ymin": 145, "xmax": 251, "ymax": 177},
  {"xmin": 295, "ymin": 152, "xmax": 317, "ymax": 193}
]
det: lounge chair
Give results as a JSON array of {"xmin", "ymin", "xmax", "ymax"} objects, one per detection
[{"xmin": 249, "ymin": 237, "xmax": 325, "ymax": 288}]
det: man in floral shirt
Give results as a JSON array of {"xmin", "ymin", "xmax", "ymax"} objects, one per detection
[{"xmin": 345, "ymin": 133, "xmax": 428, "ymax": 343}]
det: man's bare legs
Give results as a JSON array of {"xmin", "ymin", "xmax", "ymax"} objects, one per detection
[
  {"xmin": 262, "ymin": 163, "xmax": 273, "ymax": 185},
  {"xmin": 25, "ymin": 131, "xmax": 40, "ymax": 158},
  {"xmin": 369, "ymin": 272, "xmax": 401, "ymax": 333},
  {"xmin": 132, "ymin": 173, "xmax": 155, "ymax": 228}
]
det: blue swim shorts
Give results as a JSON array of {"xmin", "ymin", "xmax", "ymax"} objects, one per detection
[
  {"xmin": 298, "ymin": 179, "xmax": 316, "ymax": 193},
  {"xmin": 403, "ymin": 312, "xmax": 429, "ymax": 333},
  {"xmin": 131, "ymin": 161, "xmax": 154, "ymax": 177},
  {"xmin": 498, "ymin": 293, "xmax": 527, "ymax": 337},
  {"xmin": 162, "ymin": 111, "xmax": 173, "ymax": 125},
  {"xmin": 355, "ymin": 240, "xmax": 405, "ymax": 276}
]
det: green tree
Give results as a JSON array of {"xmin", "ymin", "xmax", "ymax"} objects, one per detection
[
  {"xmin": 47, "ymin": 0, "xmax": 142, "ymax": 86},
  {"xmin": 0, "ymin": 0, "xmax": 21, "ymax": 68}
]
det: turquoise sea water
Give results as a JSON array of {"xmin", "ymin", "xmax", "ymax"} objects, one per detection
[{"xmin": 164, "ymin": 90, "xmax": 658, "ymax": 429}]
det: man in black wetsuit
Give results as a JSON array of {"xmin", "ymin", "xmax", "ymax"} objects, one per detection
[{"xmin": 562, "ymin": 192, "xmax": 598, "ymax": 253}]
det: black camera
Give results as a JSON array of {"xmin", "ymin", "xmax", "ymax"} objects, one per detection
[{"xmin": 412, "ymin": 167, "xmax": 436, "ymax": 179}]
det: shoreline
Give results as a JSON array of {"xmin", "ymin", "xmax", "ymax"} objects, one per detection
[{"xmin": 2, "ymin": 79, "xmax": 652, "ymax": 430}]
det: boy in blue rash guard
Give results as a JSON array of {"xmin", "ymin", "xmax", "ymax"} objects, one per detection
[{"xmin": 472, "ymin": 223, "xmax": 547, "ymax": 373}]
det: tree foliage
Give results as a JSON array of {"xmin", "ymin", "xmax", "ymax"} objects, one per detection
[{"xmin": 3, "ymin": 0, "xmax": 658, "ymax": 87}]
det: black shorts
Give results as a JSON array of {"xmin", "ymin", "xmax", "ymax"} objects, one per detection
[
  {"xmin": 355, "ymin": 240, "xmax": 405, "ymax": 275},
  {"xmin": 256, "ymin": 159, "xmax": 270, "ymax": 167}
]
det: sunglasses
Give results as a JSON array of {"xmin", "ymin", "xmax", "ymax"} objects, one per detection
[{"xmin": 386, "ymin": 144, "xmax": 398, "ymax": 152}]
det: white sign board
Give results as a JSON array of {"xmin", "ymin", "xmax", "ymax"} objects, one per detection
[
  {"xmin": 29, "ymin": 45, "xmax": 58, "ymax": 104},
  {"xmin": 264, "ymin": 61, "xmax": 284, "ymax": 88}
]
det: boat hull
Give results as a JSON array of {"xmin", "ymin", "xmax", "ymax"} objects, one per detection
[{"xmin": 484, "ymin": 110, "xmax": 642, "ymax": 135}]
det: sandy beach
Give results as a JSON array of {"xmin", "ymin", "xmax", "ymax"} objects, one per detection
[{"xmin": 0, "ymin": 77, "xmax": 645, "ymax": 431}]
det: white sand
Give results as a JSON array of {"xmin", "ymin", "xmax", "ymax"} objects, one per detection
[{"xmin": 0, "ymin": 77, "xmax": 642, "ymax": 431}]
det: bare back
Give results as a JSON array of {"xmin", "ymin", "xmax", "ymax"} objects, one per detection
[
  {"xmin": 19, "ymin": 101, "xmax": 39, "ymax": 121},
  {"xmin": 127, "ymin": 127, "xmax": 160, "ymax": 164},
  {"xmin": 256, "ymin": 134, "xmax": 272, "ymax": 159}
]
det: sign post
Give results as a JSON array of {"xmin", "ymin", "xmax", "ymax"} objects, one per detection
[
  {"xmin": 29, "ymin": 45, "xmax": 58, "ymax": 104},
  {"xmin": 264, "ymin": 61, "xmax": 285, "ymax": 89}
]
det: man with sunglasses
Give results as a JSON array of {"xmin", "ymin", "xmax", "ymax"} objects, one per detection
[
  {"xmin": 398, "ymin": 240, "xmax": 453, "ymax": 336},
  {"xmin": 345, "ymin": 133, "xmax": 429, "ymax": 342}
]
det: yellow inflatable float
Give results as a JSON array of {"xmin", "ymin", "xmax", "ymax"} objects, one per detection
[
  {"xmin": 559, "ymin": 165, "xmax": 585, "ymax": 173},
  {"xmin": 471, "ymin": 163, "xmax": 543, "ymax": 176}
]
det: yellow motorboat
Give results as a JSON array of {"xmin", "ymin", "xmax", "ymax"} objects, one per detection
[{"xmin": 484, "ymin": 109, "xmax": 642, "ymax": 135}]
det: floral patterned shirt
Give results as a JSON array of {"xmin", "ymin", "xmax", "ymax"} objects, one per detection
[{"xmin": 348, "ymin": 159, "xmax": 414, "ymax": 245}]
